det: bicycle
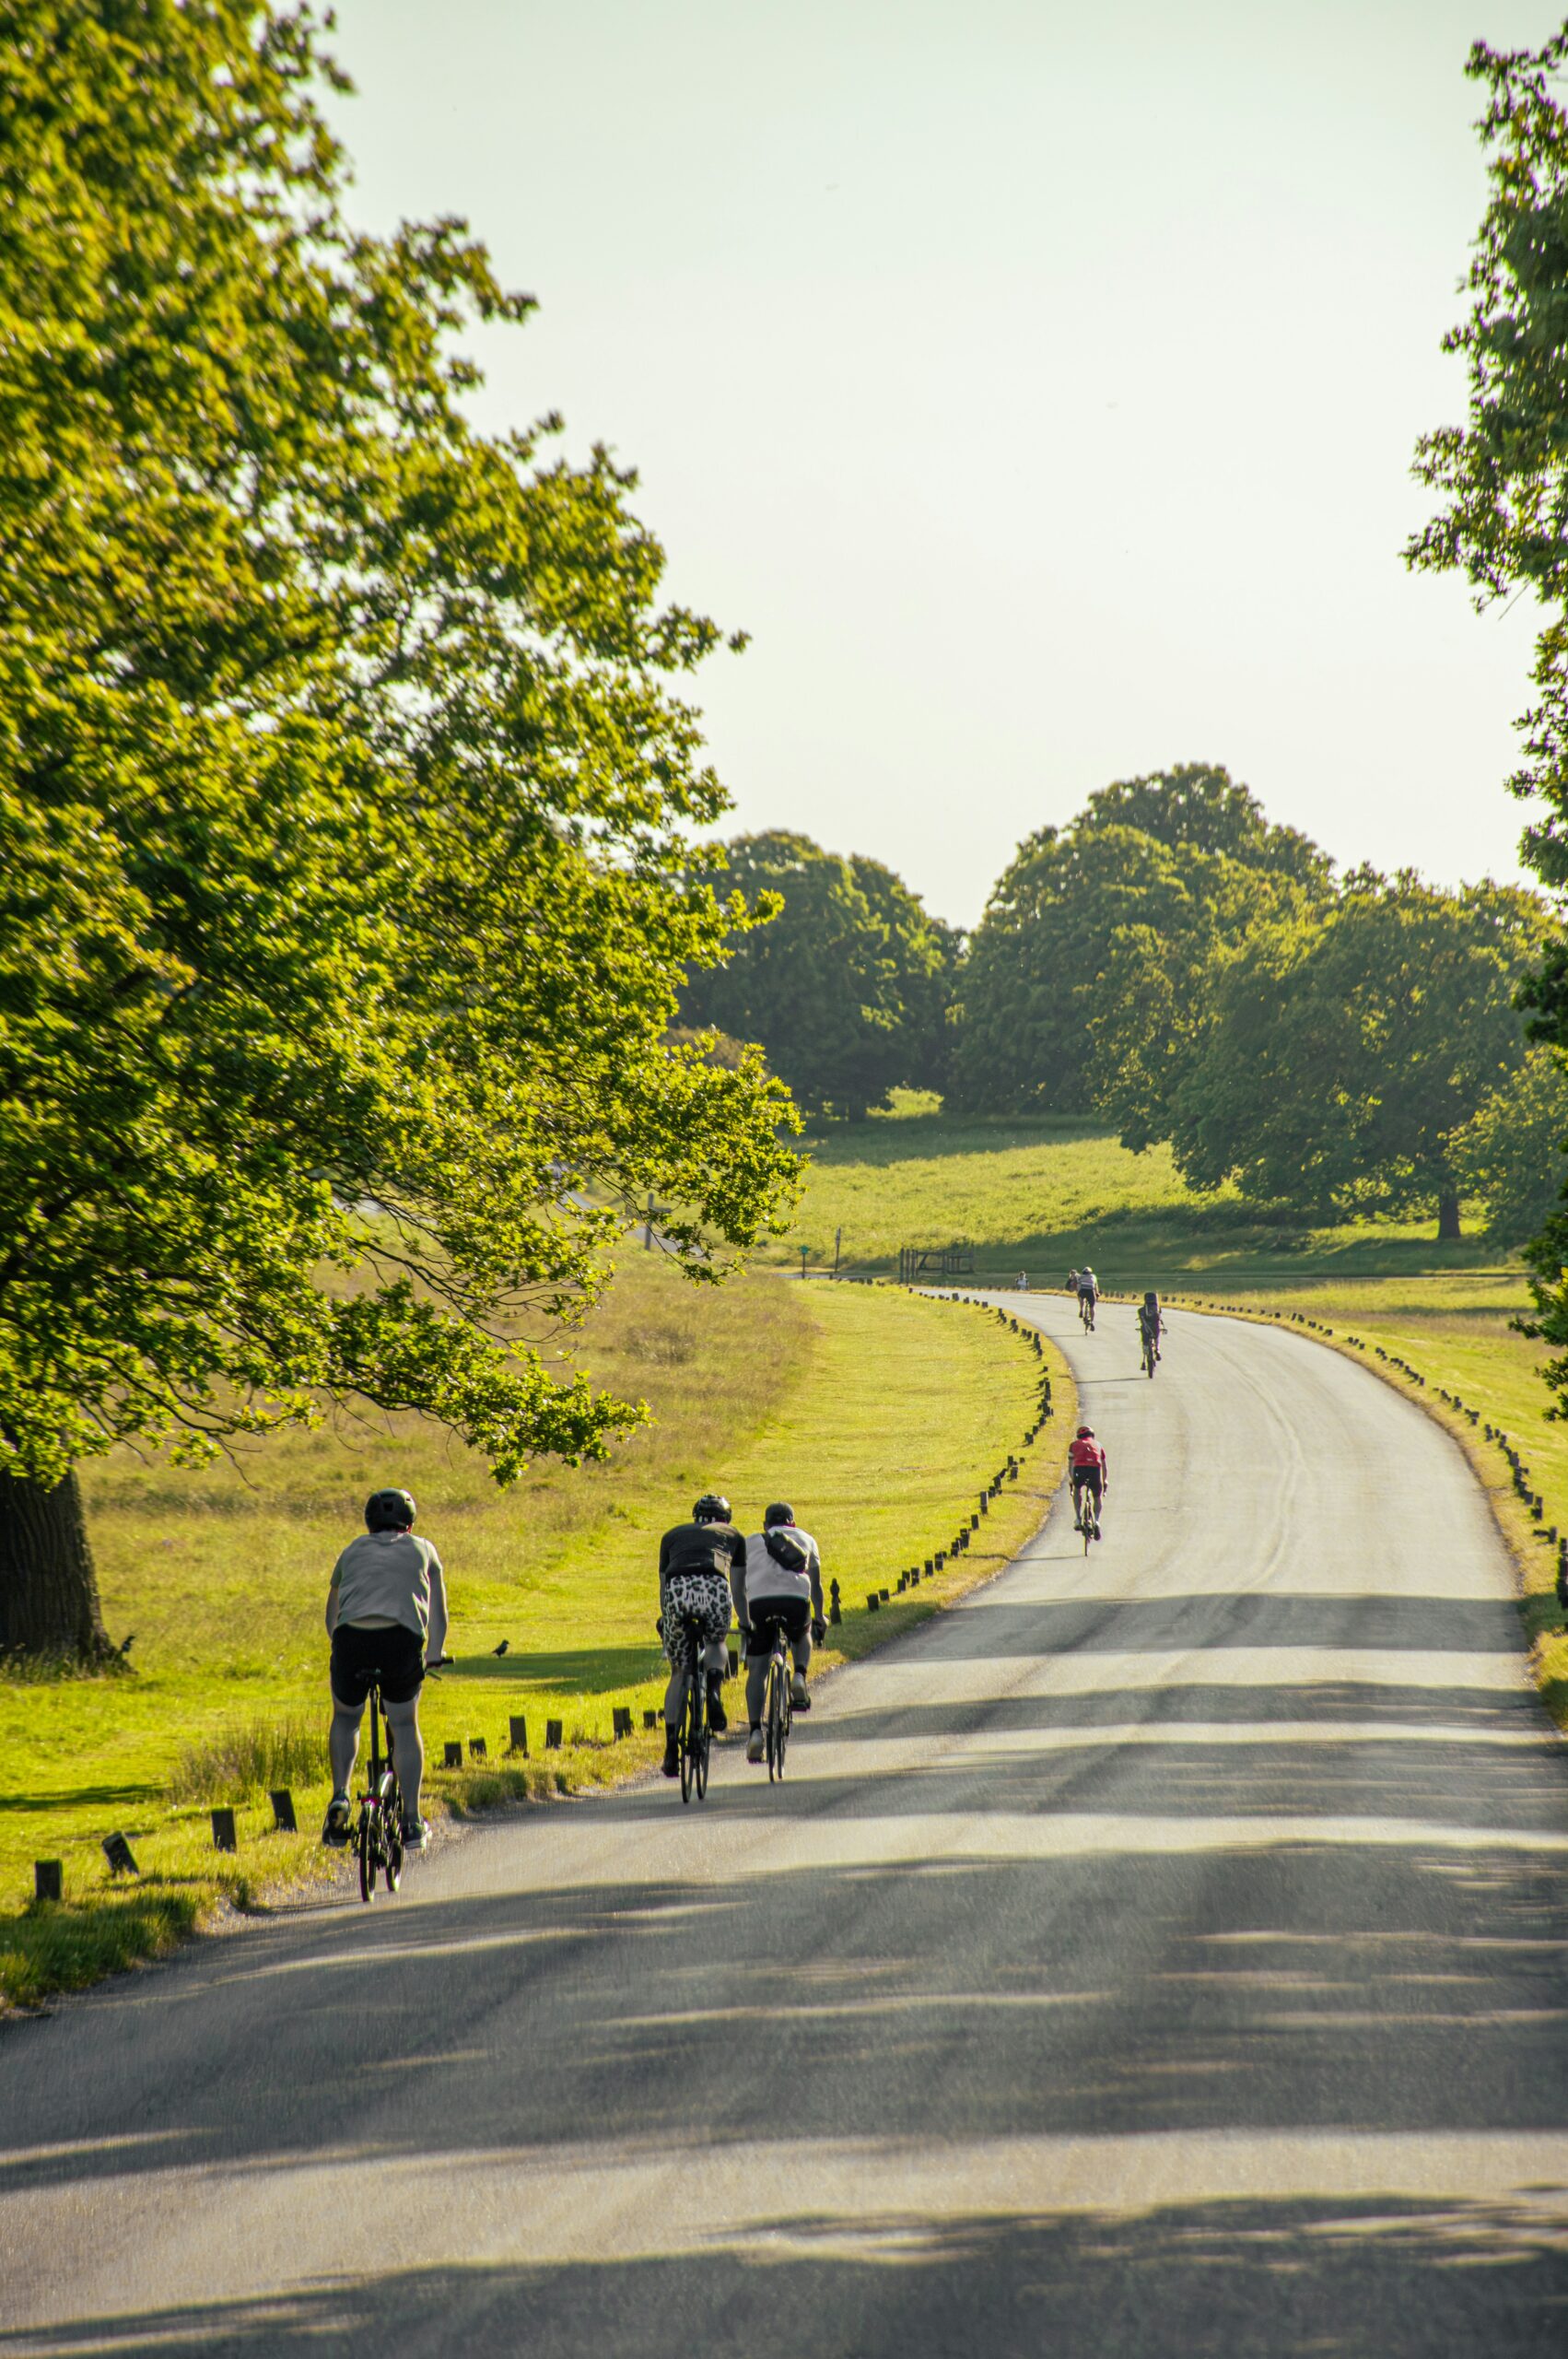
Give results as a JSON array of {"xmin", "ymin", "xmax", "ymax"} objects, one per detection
[
  {"xmin": 675, "ymin": 1614, "xmax": 711, "ymax": 1804},
  {"xmin": 1073, "ymin": 1479, "xmax": 1101, "ymax": 1554},
  {"xmin": 1078, "ymin": 1291, "xmax": 1096, "ymax": 1332},
  {"xmin": 354, "ymin": 1672, "xmax": 404, "ymax": 1903},
  {"xmin": 760, "ymin": 1614, "xmax": 794, "ymax": 1782},
  {"xmin": 1141, "ymin": 1327, "xmax": 1159, "ymax": 1378}
]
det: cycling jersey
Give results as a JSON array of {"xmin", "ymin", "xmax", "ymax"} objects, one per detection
[
  {"xmin": 1067, "ymin": 1436, "xmax": 1107, "ymax": 1477},
  {"xmin": 658, "ymin": 1519, "xmax": 745, "ymax": 1598},
  {"xmin": 736, "ymin": 1527, "xmax": 824, "ymax": 1621},
  {"xmin": 1077, "ymin": 1276, "xmax": 1098, "ymax": 1299},
  {"xmin": 329, "ymin": 1530, "xmax": 447, "ymax": 1651}
]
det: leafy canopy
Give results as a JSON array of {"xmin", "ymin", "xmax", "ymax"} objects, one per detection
[
  {"xmin": 0, "ymin": 1, "xmax": 798, "ymax": 1490},
  {"xmin": 1407, "ymin": 26, "xmax": 1568, "ymax": 884},
  {"xmin": 680, "ymin": 831, "xmax": 959, "ymax": 1120},
  {"xmin": 949, "ymin": 763, "xmax": 1328, "ymax": 1122},
  {"xmin": 1165, "ymin": 875, "xmax": 1547, "ymax": 1228}
]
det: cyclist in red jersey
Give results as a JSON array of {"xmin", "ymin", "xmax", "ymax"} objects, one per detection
[{"xmin": 1067, "ymin": 1425, "xmax": 1107, "ymax": 1538}]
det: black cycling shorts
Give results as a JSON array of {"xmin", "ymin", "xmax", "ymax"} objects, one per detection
[
  {"xmin": 744, "ymin": 1594, "xmax": 811, "ymax": 1656},
  {"xmin": 1071, "ymin": 1466, "xmax": 1104, "ymax": 1499},
  {"xmin": 331, "ymin": 1621, "xmax": 424, "ymax": 1706}
]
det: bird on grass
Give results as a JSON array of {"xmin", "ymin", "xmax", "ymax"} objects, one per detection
[
  {"xmin": 118, "ymin": 1634, "xmax": 135, "ymax": 1656},
  {"xmin": 491, "ymin": 1639, "xmax": 509, "ymax": 1657}
]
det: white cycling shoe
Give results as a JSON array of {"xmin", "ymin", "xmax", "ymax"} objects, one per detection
[{"xmin": 746, "ymin": 1727, "xmax": 765, "ymax": 1764}]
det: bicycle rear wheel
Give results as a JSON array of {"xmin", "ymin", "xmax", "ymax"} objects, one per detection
[
  {"xmin": 357, "ymin": 1807, "xmax": 375, "ymax": 1904},
  {"xmin": 382, "ymin": 1785, "xmax": 404, "ymax": 1893},
  {"xmin": 767, "ymin": 1656, "xmax": 788, "ymax": 1781},
  {"xmin": 679, "ymin": 1684, "xmax": 695, "ymax": 1804},
  {"xmin": 696, "ymin": 1726, "xmax": 710, "ymax": 1799}
]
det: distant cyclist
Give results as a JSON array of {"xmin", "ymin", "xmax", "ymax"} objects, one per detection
[
  {"xmin": 657, "ymin": 1492, "xmax": 744, "ymax": 1777},
  {"xmin": 1076, "ymin": 1265, "xmax": 1099, "ymax": 1329},
  {"xmin": 322, "ymin": 1488, "xmax": 448, "ymax": 1853},
  {"xmin": 1068, "ymin": 1426, "xmax": 1107, "ymax": 1538},
  {"xmin": 1015, "ymin": 1270, "xmax": 1029, "ymax": 1292},
  {"xmin": 733, "ymin": 1503, "xmax": 825, "ymax": 1765},
  {"xmin": 1138, "ymin": 1291, "xmax": 1164, "ymax": 1364}
]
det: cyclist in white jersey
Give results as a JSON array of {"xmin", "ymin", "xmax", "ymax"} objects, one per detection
[{"xmin": 733, "ymin": 1503, "xmax": 825, "ymax": 1765}]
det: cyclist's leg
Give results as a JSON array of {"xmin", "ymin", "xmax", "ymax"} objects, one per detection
[
  {"xmin": 329, "ymin": 1691, "xmax": 365, "ymax": 1796},
  {"xmin": 384, "ymin": 1696, "xmax": 424, "ymax": 1821},
  {"xmin": 744, "ymin": 1608, "xmax": 778, "ymax": 1760},
  {"xmin": 325, "ymin": 1623, "xmax": 372, "ymax": 1839},
  {"xmin": 783, "ymin": 1596, "xmax": 813, "ymax": 1705}
]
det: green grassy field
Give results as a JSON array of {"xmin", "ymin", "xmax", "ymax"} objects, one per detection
[
  {"xmin": 2, "ymin": 1262, "xmax": 1061, "ymax": 2007},
  {"xmin": 776, "ymin": 1095, "xmax": 1525, "ymax": 1298}
]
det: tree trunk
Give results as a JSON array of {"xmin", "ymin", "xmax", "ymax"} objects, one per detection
[
  {"xmin": 0, "ymin": 1469, "xmax": 114, "ymax": 1661},
  {"xmin": 1437, "ymin": 1187, "xmax": 1462, "ymax": 1243}
]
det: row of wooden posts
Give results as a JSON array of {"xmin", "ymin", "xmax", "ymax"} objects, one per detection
[{"xmin": 866, "ymin": 1293, "xmax": 1051, "ymax": 1613}]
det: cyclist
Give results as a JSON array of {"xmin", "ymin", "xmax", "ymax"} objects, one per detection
[
  {"xmin": 657, "ymin": 1492, "xmax": 744, "ymax": 1777},
  {"xmin": 322, "ymin": 1488, "xmax": 448, "ymax": 1854},
  {"xmin": 733, "ymin": 1503, "xmax": 825, "ymax": 1765},
  {"xmin": 1076, "ymin": 1265, "xmax": 1099, "ymax": 1326},
  {"xmin": 1068, "ymin": 1426, "xmax": 1107, "ymax": 1538},
  {"xmin": 1138, "ymin": 1290, "xmax": 1164, "ymax": 1363}
]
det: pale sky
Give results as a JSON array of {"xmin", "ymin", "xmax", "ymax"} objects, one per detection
[{"xmin": 326, "ymin": 0, "xmax": 1562, "ymax": 929}]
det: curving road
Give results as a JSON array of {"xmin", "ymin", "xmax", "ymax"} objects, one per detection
[{"xmin": 2, "ymin": 1296, "xmax": 1566, "ymax": 2356}]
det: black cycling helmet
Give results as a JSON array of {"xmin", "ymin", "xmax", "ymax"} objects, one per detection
[
  {"xmin": 1143, "ymin": 1289, "xmax": 1158, "ymax": 1305},
  {"xmin": 366, "ymin": 1487, "xmax": 416, "ymax": 1532},
  {"xmin": 764, "ymin": 1502, "xmax": 795, "ymax": 1528},
  {"xmin": 692, "ymin": 1492, "xmax": 731, "ymax": 1524}
]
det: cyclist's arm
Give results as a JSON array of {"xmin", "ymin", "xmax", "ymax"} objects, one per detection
[
  {"xmin": 425, "ymin": 1550, "xmax": 449, "ymax": 1665},
  {"xmin": 325, "ymin": 1577, "xmax": 339, "ymax": 1638},
  {"xmin": 729, "ymin": 1554, "xmax": 749, "ymax": 1631},
  {"xmin": 808, "ymin": 1542, "xmax": 825, "ymax": 1620}
]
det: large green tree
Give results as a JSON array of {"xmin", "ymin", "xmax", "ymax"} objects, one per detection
[
  {"xmin": 680, "ymin": 831, "xmax": 958, "ymax": 1119},
  {"xmin": 1166, "ymin": 876, "xmax": 1547, "ymax": 1236},
  {"xmin": 949, "ymin": 763, "xmax": 1328, "ymax": 1121},
  {"xmin": 1454, "ymin": 1046, "xmax": 1568, "ymax": 1246},
  {"xmin": 0, "ymin": 2, "xmax": 797, "ymax": 1658}
]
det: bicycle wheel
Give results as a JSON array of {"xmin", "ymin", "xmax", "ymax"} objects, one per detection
[
  {"xmin": 767, "ymin": 1656, "xmax": 788, "ymax": 1782},
  {"xmin": 696, "ymin": 1726, "xmax": 710, "ymax": 1799},
  {"xmin": 679, "ymin": 1683, "xmax": 694, "ymax": 1805},
  {"xmin": 382, "ymin": 1784, "xmax": 404, "ymax": 1893},
  {"xmin": 357, "ymin": 1806, "xmax": 375, "ymax": 1904},
  {"xmin": 1082, "ymin": 1504, "xmax": 1094, "ymax": 1556}
]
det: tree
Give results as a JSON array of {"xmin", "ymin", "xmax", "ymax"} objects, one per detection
[
  {"xmin": 0, "ymin": 3, "xmax": 798, "ymax": 1658},
  {"xmin": 1454, "ymin": 1047, "xmax": 1568, "ymax": 1245},
  {"xmin": 1167, "ymin": 876, "xmax": 1547, "ymax": 1236},
  {"xmin": 1406, "ymin": 28, "xmax": 1568, "ymax": 885},
  {"xmin": 1407, "ymin": 22, "xmax": 1568, "ymax": 1398},
  {"xmin": 679, "ymin": 832, "xmax": 957, "ymax": 1118},
  {"xmin": 948, "ymin": 764, "xmax": 1328, "ymax": 1121}
]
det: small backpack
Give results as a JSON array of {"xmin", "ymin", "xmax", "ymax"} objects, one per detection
[{"xmin": 764, "ymin": 1525, "xmax": 809, "ymax": 1573}]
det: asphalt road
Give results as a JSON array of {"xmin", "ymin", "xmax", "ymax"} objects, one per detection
[{"xmin": 2, "ymin": 1295, "xmax": 1566, "ymax": 2357}]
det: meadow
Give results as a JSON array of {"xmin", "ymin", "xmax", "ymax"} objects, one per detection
[{"xmin": 2, "ymin": 1259, "xmax": 1062, "ymax": 2006}]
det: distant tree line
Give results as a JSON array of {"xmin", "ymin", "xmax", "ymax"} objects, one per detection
[{"xmin": 685, "ymin": 765, "xmax": 1562, "ymax": 1242}]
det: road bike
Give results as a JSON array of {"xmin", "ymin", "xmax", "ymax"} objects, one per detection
[
  {"xmin": 675, "ymin": 1614, "xmax": 711, "ymax": 1803},
  {"xmin": 1141, "ymin": 1327, "xmax": 1159, "ymax": 1379},
  {"xmin": 355, "ymin": 1672, "xmax": 404, "ymax": 1902},
  {"xmin": 1078, "ymin": 1292, "xmax": 1096, "ymax": 1332},
  {"xmin": 1073, "ymin": 1480, "xmax": 1101, "ymax": 1554},
  {"xmin": 760, "ymin": 1614, "xmax": 795, "ymax": 1782}
]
